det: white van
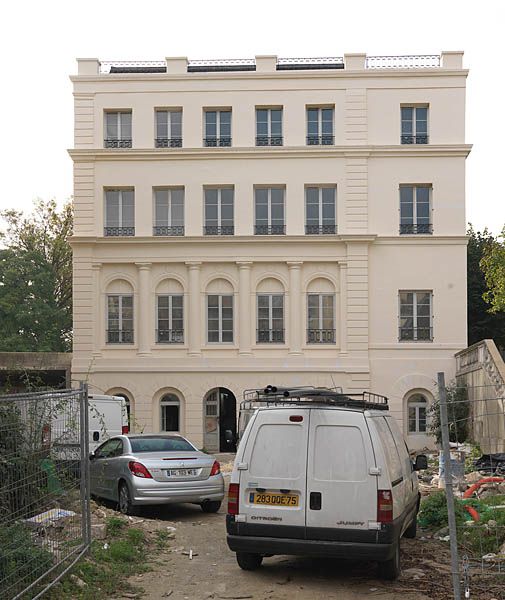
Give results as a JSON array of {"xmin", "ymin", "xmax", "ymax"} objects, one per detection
[{"xmin": 226, "ymin": 386, "xmax": 427, "ymax": 580}]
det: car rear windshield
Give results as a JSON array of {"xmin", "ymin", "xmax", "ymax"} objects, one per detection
[{"xmin": 129, "ymin": 437, "xmax": 196, "ymax": 453}]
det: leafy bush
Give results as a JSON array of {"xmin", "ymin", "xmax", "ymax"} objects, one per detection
[
  {"xmin": 105, "ymin": 516, "xmax": 127, "ymax": 537},
  {"xmin": 418, "ymin": 491, "xmax": 467, "ymax": 528},
  {"xmin": 429, "ymin": 381, "xmax": 470, "ymax": 445},
  {"xmin": 0, "ymin": 523, "xmax": 53, "ymax": 597}
]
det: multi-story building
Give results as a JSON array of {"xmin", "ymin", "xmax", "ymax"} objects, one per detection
[{"xmin": 70, "ymin": 52, "xmax": 470, "ymax": 451}]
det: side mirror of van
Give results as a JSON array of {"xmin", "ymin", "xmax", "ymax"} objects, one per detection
[
  {"xmin": 413, "ymin": 454, "xmax": 428, "ymax": 471},
  {"xmin": 89, "ymin": 451, "xmax": 96, "ymax": 461},
  {"xmin": 225, "ymin": 429, "xmax": 234, "ymax": 444}
]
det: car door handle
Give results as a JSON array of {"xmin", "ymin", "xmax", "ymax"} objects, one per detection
[{"xmin": 310, "ymin": 491, "xmax": 322, "ymax": 510}]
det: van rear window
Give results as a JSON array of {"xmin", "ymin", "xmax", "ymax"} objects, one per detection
[
  {"xmin": 249, "ymin": 424, "xmax": 304, "ymax": 478},
  {"xmin": 373, "ymin": 417, "xmax": 402, "ymax": 482},
  {"xmin": 312, "ymin": 425, "xmax": 367, "ymax": 482}
]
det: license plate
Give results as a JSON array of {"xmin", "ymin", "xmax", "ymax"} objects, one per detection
[
  {"xmin": 166, "ymin": 469, "xmax": 197, "ymax": 477},
  {"xmin": 250, "ymin": 492, "xmax": 299, "ymax": 506}
]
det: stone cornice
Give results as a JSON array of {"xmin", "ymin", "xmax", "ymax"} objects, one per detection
[{"xmin": 68, "ymin": 144, "xmax": 472, "ymax": 162}]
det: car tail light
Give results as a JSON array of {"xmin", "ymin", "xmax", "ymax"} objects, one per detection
[
  {"xmin": 210, "ymin": 461, "xmax": 221, "ymax": 476},
  {"xmin": 128, "ymin": 461, "xmax": 153, "ymax": 479},
  {"xmin": 122, "ymin": 425, "xmax": 129, "ymax": 434},
  {"xmin": 228, "ymin": 483, "xmax": 240, "ymax": 515},
  {"xmin": 377, "ymin": 489, "xmax": 393, "ymax": 523}
]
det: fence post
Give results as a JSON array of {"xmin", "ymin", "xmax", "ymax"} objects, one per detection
[
  {"xmin": 438, "ymin": 371, "xmax": 461, "ymax": 600},
  {"xmin": 79, "ymin": 381, "xmax": 91, "ymax": 549}
]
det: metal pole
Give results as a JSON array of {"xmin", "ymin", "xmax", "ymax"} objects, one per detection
[
  {"xmin": 438, "ymin": 371, "xmax": 461, "ymax": 600},
  {"xmin": 79, "ymin": 381, "xmax": 91, "ymax": 549}
]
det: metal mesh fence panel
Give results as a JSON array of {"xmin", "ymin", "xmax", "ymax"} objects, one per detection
[{"xmin": 0, "ymin": 385, "xmax": 90, "ymax": 599}]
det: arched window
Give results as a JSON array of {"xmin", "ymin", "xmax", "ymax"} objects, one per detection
[
  {"xmin": 160, "ymin": 394, "xmax": 180, "ymax": 432},
  {"xmin": 408, "ymin": 394, "xmax": 428, "ymax": 433}
]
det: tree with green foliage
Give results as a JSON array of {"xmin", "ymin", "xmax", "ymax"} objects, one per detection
[
  {"xmin": 0, "ymin": 199, "xmax": 73, "ymax": 352},
  {"xmin": 429, "ymin": 381, "xmax": 470, "ymax": 445},
  {"xmin": 481, "ymin": 225, "xmax": 505, "ymax": 314},
  {"xmin": 467, "ymin": 225, "xmax": 505, "ymax": 352}
]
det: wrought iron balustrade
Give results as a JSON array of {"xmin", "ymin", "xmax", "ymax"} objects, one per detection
[
  {"xmin": 306, "ymin": 134, "xmax": 335, "ymax": 146},
  {"xmin": 107, "ymin": 329, "xmax": 134, "ymax": 344},
  {"xmin": 255, "ymin": 136, "xmax": 283, "ymax": 147},
  {"xmin": 366, "ymin": 55, "xmax": 440, "ymax": 69},
  {"xmin": 155, "ymin": 137, "xmax": 182, "ymax": 148},
  {"xmin": 257, "ymin": 329, "xmax": 285, "ymax": 343},
  {"xmin": 307, "ymin": 329, "xmax": 336, "ymax": 344},
  {"xmin": 104, "ymin": 138, "xmax": 132, "ymax": 148},
  {"xmin": 203, "ymin": 225, "xmax": 234, "ymax": 236},
  {"xmin": 153, "ymin": 225, "xmax": 184, "ymax": 236},
  {"xmin": 400, "ymin": 223, "xmax": 433, "ymax": 235},
  {"xmin": 104, "ymin": 226, "xmax": 135, "ymax": 237},
  {"xmin": 401, "ymin": 134, "xmax": 429, "ymax": 145},
  {"xmin": 156, "ymin": 329, "xmax": 184, "ymax": 344},
  {"xmin": 305, "ymin": 224, "xmax": 337, "ymax": 235},
  {"xmin": 399, "ymin": 327, "xmax": 433, "ymax": 342},
  {"xmin": 204, "ymin": 137, "xmax": 232, "ymax": 147},
  {"xmin": 254, "ymin": 224, "xmax": 286, "ymax": 235}
]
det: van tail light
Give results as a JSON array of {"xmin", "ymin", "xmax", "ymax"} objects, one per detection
[
  {"xmin": 377, "ymin": 490, "xmax": 393, "ymax": 523},
  {"xmin": 228, "ymin": 483, "xmax": 240, "ymax": 515},
  {"xmin": 210, "ymin": 461, "xmax": 221, "ymax": 476},
  {"xmin": 122, "ymin": 425, "xmax": 129, "ymax": 434},
  {"xmin": 128, "ymin": 461, "xmax": 153, "ymax": 479}
]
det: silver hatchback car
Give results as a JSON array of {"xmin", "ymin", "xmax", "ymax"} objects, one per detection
[{"xmin": 89, "ymin": 434, "xmax": 225, "ymax": 514}]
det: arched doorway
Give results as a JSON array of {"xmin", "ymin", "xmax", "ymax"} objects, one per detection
[{"xmin": 204, "ymin": 388, "xmax": 237, "ymax": 453}]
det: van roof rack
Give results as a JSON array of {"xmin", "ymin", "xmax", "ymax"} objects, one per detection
[{"xmin": 242, "ymin": 386, "xmax": 389, "ymax": 411}]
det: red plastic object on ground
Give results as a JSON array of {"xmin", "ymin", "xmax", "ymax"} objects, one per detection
[{"xmin": 462, "ymin": 477, "xmax": 505, "ymax": 522}]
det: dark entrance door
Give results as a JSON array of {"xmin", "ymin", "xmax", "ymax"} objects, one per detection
[{"xmin": 218, "ymin": 388, "xmax": 236, "ymax": 452}]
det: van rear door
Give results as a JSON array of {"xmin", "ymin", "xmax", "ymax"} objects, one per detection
[
  {"xmin": 239, "ymin": 408, "xmax": 309, "ymax": 530},
  {"xmin": 305, "ymin": 409, "xmax": 378, "ymax": 535}
]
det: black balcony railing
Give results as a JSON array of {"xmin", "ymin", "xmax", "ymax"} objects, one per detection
[
  {"xmin": 400, "ymin": 223, "xmax": 433, "ymax": 235},
  {"xmin": 401, "ymin": 134, "xmax": 429, "ymax": 145},
  {"xmin": 305, "ymin": 224, "xmax": 337, "ymax": 235},
  {"xmin": 399, "ymin": 327, "xmax": 433, "ymax": 342},
  {"xmin": 307, "ymin": 329, "xmax": 336, "ymax": 344},
  {"xmin": 155, "ymin": 137, "xmax": 182, "ymax": 148},
  {"xmin": 104, "ymin": 138, "xmax": 132, "ymax": 148},
  {"xmin": 256, "ymin": 136, "xmax": 283, "ymax": 146},
  {"xmin": 204, "ymin": 137, "xmax": 232, "ymax": 147},
  {"xmin": 104, "ymin": 226, "xmax": 135, "ymax": 237},
  {"xmin": 204, "ymin": 225, "xmax": 234, "ymax": 236},
  {"xmin": 254, "ymin": 224, "xmax": 286, "ymax": 235},
  {"xmin": 257, "ymin": 329, "xmax": 285, "ymax": 343},
  {"xmin": 306, "ymin": 134, "xmax": 335, "ymax": 146},
  {"xmin": 107, "ymin": 329, "xmax": 134, "ymax": 344},
  {"xmin": 156, "ymin": 329, "xmax": 184, "ymax": 344},
  {"xmin": 153, "ymin": 225, "xmax": 184, "ymax": 236}
]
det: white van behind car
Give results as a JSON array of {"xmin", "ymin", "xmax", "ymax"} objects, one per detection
[{"xmin": 226, "ymin": 386, "xmax": 427, "ymax": 580}]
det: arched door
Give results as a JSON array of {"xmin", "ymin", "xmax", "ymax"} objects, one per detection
[{"xmin": 204, "ymin": 387, "xmax": 237, "ymax": 452}]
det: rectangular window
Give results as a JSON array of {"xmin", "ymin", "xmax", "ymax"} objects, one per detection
[
  {"xmin": 157, "ymin": 295, "xmax": 183, "ymax": 344},
  {"xmin": 104, "ymin": 111, "xmax": 132, "ymax": 148},
  {"xmin": 399, "ymin": 291, "xmax": 433, "ymax": 341},
  {"xmin": 153, "ymin": 188, "xmax": 184, "ymax": 236},
  {"xmin": 256, "ymin": 108, "xmax": 283, "ymax": 146},
  {"xmin": 204, "ymin": 110, "xmax": 231, "ymax": 147},
  {"xmin": 305, "ymin": 187, "xmax": 337, "ymax": 234},
  {"xmin": 401, "ymin": 106, "xmax": 428, "ymax": 144},
  {"xmin": 155, "ymin": 110, "xmax": 182, "ymax": 147},
  {"xmin": 207, "ymin": 295, "xmax": 233, "ymax": 343},
  {"xmin": 400, "ymin": 185, "xmax": 432, "ymax": 234},
  {"xmin": 257, "ymin": 294, "xmax": 284, "ymax": 343},
  {"xmin": 254, "ymin": 187, "xmax": 285, "ymax": 235},
  {"xmin": 104, "ymin": 189, "xmax": 135, "ymax": 236},
  {"xmin": 307, "ymin": 294, "xmax": 335, "ymax": 343},
  {"xmin": 107, "ymin": 295, "xmax": 133, "ymax": 344},
  {"xmin": 307, "ymin": 107, "xmax": 334, "ymax": 145},
  {"xmin": 204, "ymin": 188, "xmax": 234, "ymax": 235}
]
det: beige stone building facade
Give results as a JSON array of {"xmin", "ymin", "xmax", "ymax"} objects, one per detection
[{"xmin": 70, "ymin": 52, "xmax": 470, "ymax": 451}]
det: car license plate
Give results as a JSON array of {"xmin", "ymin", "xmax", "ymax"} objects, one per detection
[
  {"xmin": 166, "ymin": 469, "xmax": 197, "ymax": 477},
  {"xmin": 250, "ymin": 492, "xmax": 299, "ymax": 506}
]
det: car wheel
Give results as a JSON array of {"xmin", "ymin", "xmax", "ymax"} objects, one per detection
[
  {"xmin": 403, "ymin": 517, "xmax": 417, "ymax": 539},
  {"xmin": 236, "ymin": 552, "xmax": 263, "ymax": 571},
  {"xmin": 118, "ymin": 481, "xmax": 137, "ymax": 516},
  {"xmin": 377, "ymin": 541, "xmax": 401, "ymax": 580},
  {"xmin": 201, "ymin": 501, "xmax": 221, "ymax": 513}
]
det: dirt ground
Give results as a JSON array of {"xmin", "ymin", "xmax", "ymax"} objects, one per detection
[{"xmin": 114, "ymin": 457, "xmax": 484, "ymax": 600}]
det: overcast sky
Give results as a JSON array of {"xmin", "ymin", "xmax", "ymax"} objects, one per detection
[{"xmin": 0, "ymin": 0, "xmax": 503, "ymax": 234}]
